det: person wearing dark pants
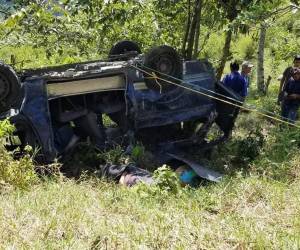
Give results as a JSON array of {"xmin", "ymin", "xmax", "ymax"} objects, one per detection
[
  {"xmin": 219, "ymin": 61, "xmax": 248, "ymax": 137},
  {"xmin": 281, "ymin": 68, "xmax": 300, "ymax": 123}
]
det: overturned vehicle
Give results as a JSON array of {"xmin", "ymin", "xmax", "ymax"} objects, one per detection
[{"xmin": 0, "ymin": 41, "xmax": 241, "ymax": 183}]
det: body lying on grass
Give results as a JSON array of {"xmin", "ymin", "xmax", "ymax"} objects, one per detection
[{"xmin": 60, "ymin": 144, "xmax": 206, "ymax": 187}]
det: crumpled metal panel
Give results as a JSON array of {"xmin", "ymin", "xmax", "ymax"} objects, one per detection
[
  {"xmin": 167, "ymin": 153, "xmax": 223, "ymax": 182},
  {"xmin": 126, "ymin": 60, "xmax": 216, "ymax": 129},
  {"xmin": 20, "ymin": 79, "xmax": 57, "ymax": 162}
]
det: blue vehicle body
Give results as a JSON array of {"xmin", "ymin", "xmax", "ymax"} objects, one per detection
[
  {"xmin": 127, "ymin": 61, "xmax": 216, "ymax": 129},
  {"xmin": 1, "ymin": 49, "xmax": 239, "ymax": 165}
]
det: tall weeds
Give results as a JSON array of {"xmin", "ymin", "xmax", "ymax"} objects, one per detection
[{"xmin": 0, "ymin": 120, "xmax": 38, "ymax": 190}]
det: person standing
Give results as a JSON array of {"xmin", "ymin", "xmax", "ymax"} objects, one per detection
[
  {"xmin": 219, "ymin": 61, "xmax": 248, "ymax": 138},
  {"xmin": 278, "ymin": 55, "xmax": 300, "ymax": 104},
  {"xmin": 241, "ymin": 61, "xmax": 254, "ymax": 92},
  {"xmin": 222, "ymin": 61, "xmax": 248, "ymax": 100},
  {"xmin": 281, "ymin": 68, "xmax": 300, "ymax": 123}
]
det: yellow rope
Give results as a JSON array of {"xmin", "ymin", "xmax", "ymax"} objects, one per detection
[
  {"xmin": 153, "ymin": 72, "xmax": 163, "ymax": 94},
  {"xmin": 140, "ymin": 63, "xmax": 286, "ymax": 120},
  {"xmin": 130, "ymin": 64, "xmax": 300, "ymax": 129}
]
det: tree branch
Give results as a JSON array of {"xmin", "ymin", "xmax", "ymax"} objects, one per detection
[
  {"xmin": 181, "ymin": 0, "xmax": 191, "ymax": 57},
  {"xmin": 257, "ymin": 4, "xmax": 298, "ymax": 20},
  {"xmin": 0, "ymin": 10, "xmax": 9, "ymax": 15}
]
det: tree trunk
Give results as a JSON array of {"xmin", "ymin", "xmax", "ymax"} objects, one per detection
[
  {"xmin": 192, "ymin": 0, "xmax": 202, "ymax": 59},
  {"xmin": 199, "ymin": 31, "xmax": 211, "ymax": 53},
  {"xmin": 264, "ymin": 75, "xmax": 272, "ymax": 95},
  {"xmin": 181, "ymin": 0, "xmax": 191, "ymax": 57},
  {"xmin": 257, "ymin": 22, "xmax": 267, "ymax": 94},
  {"xmin": 216, "ymin": 29, "xmax": 232, "ymax": 81},
  {"xmin": 186, "ymin": 0, "xmax": 202, "ymax": 60}
]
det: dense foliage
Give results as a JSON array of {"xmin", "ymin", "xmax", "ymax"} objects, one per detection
[{"xmin": 0, "ymin": 0, "xmax": 299, "ymax": 79}]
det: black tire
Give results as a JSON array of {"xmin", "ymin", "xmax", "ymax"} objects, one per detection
[
  {"xmin": 0, "ymin": 63, "xmax": 21, "ymax": 113},
  {"xmin": 143, "ymin": 45, "xmax": 182, "ymax": 92},
  {"xmin": 109, "ymin": 40, "xmax": 141, "ymax": 57}
]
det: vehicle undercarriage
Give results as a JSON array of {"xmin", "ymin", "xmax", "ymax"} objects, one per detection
[{"xmin": 0, "ymin": 41, "xmax": 241, "ymax": 182}]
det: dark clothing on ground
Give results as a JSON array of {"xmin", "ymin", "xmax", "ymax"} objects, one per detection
[
  {"xmin": 222, "ymin": 71, "xmax": 248, "ymax": 98},
  {"xmin": 120, "ymin": 164, "xmax": 154, "ymax": 186},
  {"xmin": 281, "ymin": 78, "xmax": 300, "ymax": 123},
  {"xmin": 100, "ymin": 163, "xmax": 153, "ymax": 186},
  {"xmin": 99, "ymin": 163, "xmax": 153, "ymax": 187},
  {"xmin": 61, "ymin": 143, "xmax": 153, "ymax": 186}
]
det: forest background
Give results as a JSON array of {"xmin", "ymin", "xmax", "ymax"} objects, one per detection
[{"xmin": 1, "ymin": 0, "xmax": 300, "ymax": 249}]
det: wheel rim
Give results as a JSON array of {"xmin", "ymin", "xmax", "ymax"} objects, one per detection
[
  {"xmin": 0, "ymin": 72, "xmax": 10, "ymax": 102},
  {"xmin": 156, "ymin": 56, "xmax": 174, "ymax": 75},
  {"xmin": 144, "ymin": 45, "xmax": 182, "ymax": 92}
]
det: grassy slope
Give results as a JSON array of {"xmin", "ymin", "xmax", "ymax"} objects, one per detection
[
  {"xmin": 1, "ymin": 111, "xmax": 300, "ymax": 249},
  {"xmin": 1, "ymin": 90, "xmax": 300, "ymax": 249},
  {"xmin": 1, "ymin": 42, "xmax": 300, "ymax": 249},
  {"xmin": 0, "ymin": 177, "xmax": 300, "ymax": 249}
]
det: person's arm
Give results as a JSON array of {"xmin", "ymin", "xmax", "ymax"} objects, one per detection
[
  {"xmin": 280, "ymin": 67, "xmax": 291, "ymax": 91},
  {"xmin": 241, "ymin": 77, "xmax": 248, "ymax": 98},
  {"xmin": 282, "ymin": 78, "xmax": 289, "ymax": 93},
  {"xmin": 222, "ymin": 75, "xmax": 227, "ymax": 84},
  {"xmin": 279, "ymin": 75, "xmax": 287, "ymax": 92},
  {"xmin": 248, "ymin": 76, "xmax": 251, "ymax": 88},
  {"xmin": 245, "ymin": 75, "xmax": 250, "ymax": 88},
  {"xmin": 277, "ymin": 68, "xmax": 289, "ymax": 104}
]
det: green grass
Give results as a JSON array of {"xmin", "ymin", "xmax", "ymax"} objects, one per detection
[
  {"xmin": 0, "ymin": 176, "xmax": 300, "ymax": 249},
  {"xmin": 2, "ymin": 106, "xmax": 300, "ymax": 249},
  {"xmin": 1, "ymin": 112, "xmax": 300, "ymax": 249}
]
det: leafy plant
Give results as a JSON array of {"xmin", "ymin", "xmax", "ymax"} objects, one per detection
[
  {"xmin": 135, "ymin": 165, "xmax": 182, "ymax": 198},
  {"xmin": 235, "ymin": 128, "xmax": 265, "ymax": 162},
  {"xmin": 0, "ymin": 120, "xmax": 38, "ymax": 190},
  {"xmin": 0, "ymin": 119, "xmax": 15, "ymax": 138},
  {"xmin": 98, "ymin": 145, "xmax": 127, "ymax": 165},
  {"xmin": 153, "ymin": 165, "xmax": 181, "ymax": 194}
]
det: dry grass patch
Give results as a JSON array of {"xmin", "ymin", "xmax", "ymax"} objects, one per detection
[{"xmin": 0, "ymin": 176, "xmax": 300, "ymax": 249}]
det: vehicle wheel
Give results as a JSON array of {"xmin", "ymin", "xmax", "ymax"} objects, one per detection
[
  {"xmin": 143, "ymin": 45, "xmax": 182, "ymax": 93},
  {"xmin": 0, "ymin": 63, "xmax": 21, "ymax": 113},
  {"xmin": 109, "ymin": 40, "xmax": 141, "ymax": 57}
]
